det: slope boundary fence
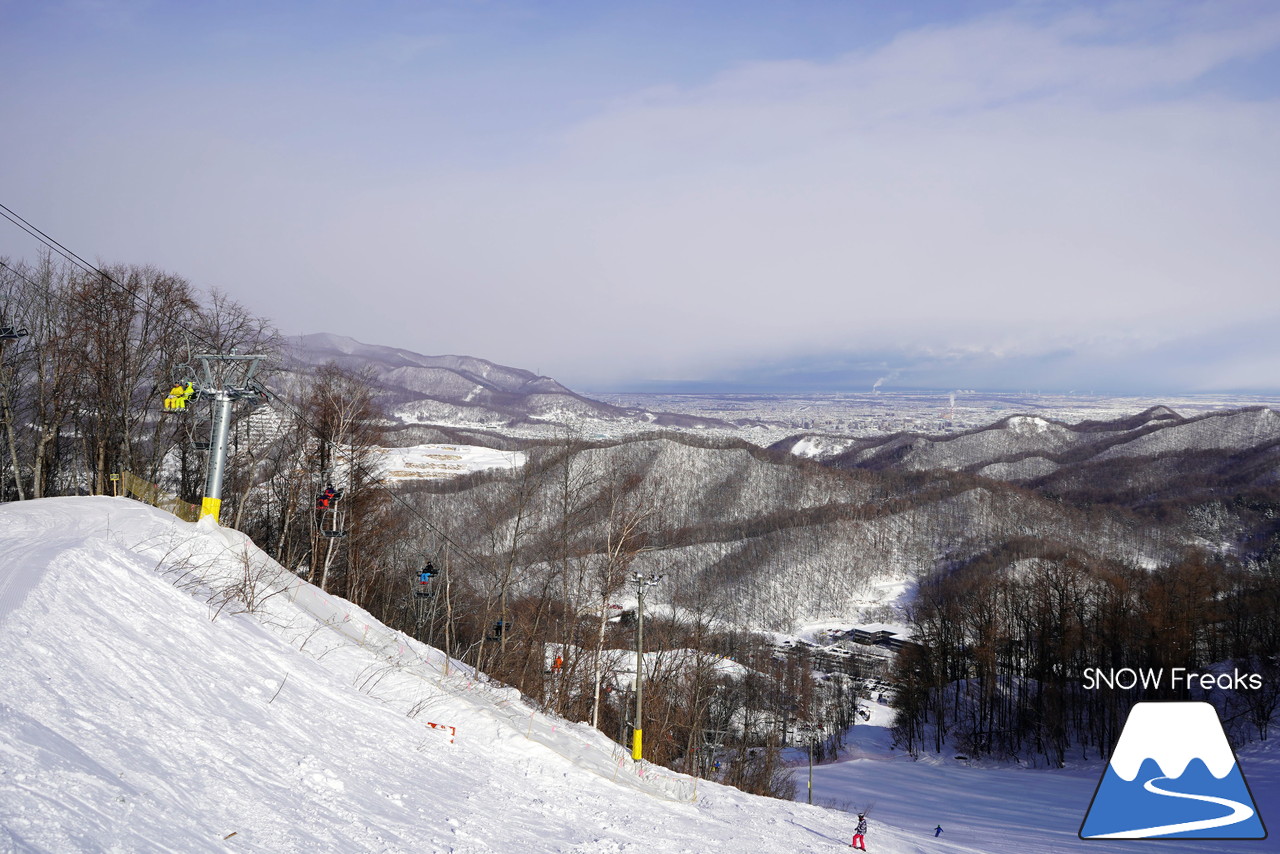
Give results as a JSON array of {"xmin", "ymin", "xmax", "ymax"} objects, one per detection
[{"xmin": 120, "ymin": 471, "xmax": 201, "ymax": 523}]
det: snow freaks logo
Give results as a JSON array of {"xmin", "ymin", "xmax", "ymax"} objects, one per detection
[{"xmin": 1079, "ymin": 702, "xmax": 1267, "ymax": 840}]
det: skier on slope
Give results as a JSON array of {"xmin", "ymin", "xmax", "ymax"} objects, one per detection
[
  {"xmin": 851, "ymin": 814, "xmax": 867, "ymax": 850},
  {"xmin": 935, "ymin": 824, "xmax": 943, "ymax": 837}
]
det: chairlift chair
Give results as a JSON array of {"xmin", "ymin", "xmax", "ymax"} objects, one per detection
[
  {"xmin": 191, "ymin": 413, "xmax": 212, "ymax": 449},
  {"xmin": 414, "ymin": 562, "xmax": 438, "ymax": 598},
  {"xmin": 188, "ymin": 407, "xmax": 214, "ymax": 450},
  {"xmin": 244, "ymin": 383, "xmax": 270, "ymax": 408},
  {"xmin": 320, "ymin": 508, "xmax": 348, "ymax": 538},
  {"xmin": 0, "ymin": 325, "xmax": 28, "ymax": 340},
  {"xmin": 162, "ymin": 371, "xmax": 198, "ymax": 414},
  {"xmin": 163, "ymin": 393, "xmax": 194, "ymax": 413}
]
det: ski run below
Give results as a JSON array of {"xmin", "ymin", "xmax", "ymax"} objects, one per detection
[
  {"xmin": 370, "ymin": 444, "xmax": 526, "ymax": 483},
  {"xmin": 2, "ymin": 496, "xmax": 1277, "ymax": 853}
]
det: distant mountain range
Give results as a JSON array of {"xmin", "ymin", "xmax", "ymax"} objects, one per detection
[
  {"xmin": 282, "ymin": 333, "xmax": 730, "ymax": 431},
  {"xmin": 777, "ymin": 404, "xmax": 1280, "ymax": 512}
]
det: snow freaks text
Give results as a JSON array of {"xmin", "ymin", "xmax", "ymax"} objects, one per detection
[{"xmin": 1082, "ymin": 667, "xmax": 1264, "ymax": 691}]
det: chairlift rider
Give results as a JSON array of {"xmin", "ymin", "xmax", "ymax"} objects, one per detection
[
  {"xmin": 315, "ymin": 484, "xmax": 342, "ymax": 510},
  {"xmin": 163, "ymin": 382, "xmax": 195, "ymax": 411},
  {"xmin": 316, "ymin": 485, "xmax": 347, "ymax": 538},
  {"xmin": 415, "ymin": 562, "xmax": 437, "ymax": 598}
]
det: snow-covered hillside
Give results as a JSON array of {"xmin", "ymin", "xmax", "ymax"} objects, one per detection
[
  {"xmin": 2, "ymin": 497, "xmax": 1275, "ymax": 853},
  {"xmin": 283, "ymin": 333, "xmax": 633, "ymax": 426},
  {"xmin": 414, "ymin": 433, "xmax": 1180, "ymax": 633},
  {"xmin": 0, "ymin": 498, "xmax": 868, "ymax": 852},
  {"xmin": 283, "ymin": 334, "xmax": 729, "ymax": 432},
  {"xmin": 812, "ymin": 406, "xmax": 1280, "ymax": 482}
]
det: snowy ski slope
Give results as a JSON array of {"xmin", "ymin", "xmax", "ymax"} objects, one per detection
[{"xmin": 0, "ymin": 498, "xmax": 858, "ymax": 852}]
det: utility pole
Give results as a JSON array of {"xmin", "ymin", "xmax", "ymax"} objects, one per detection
[
  {"xmin": 631, "ymin": 572, "xmax": 664, "ymax": 762},
  {"xmin": 193, "ymin": 353, "xmax": 267, "ymax": 523},
  {"xmin": 808, "ymin": 739, "xmax": 814, "ymax": 804}
]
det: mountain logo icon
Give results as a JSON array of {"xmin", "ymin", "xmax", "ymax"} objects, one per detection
[{"xmin": 1079, "ymin": 701, "xmax": 1267, "ymax": 840}]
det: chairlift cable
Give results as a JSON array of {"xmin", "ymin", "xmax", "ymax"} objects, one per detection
[{"xmin": 1, "ymin": 201, "xmax": 488, "ymax": 571}]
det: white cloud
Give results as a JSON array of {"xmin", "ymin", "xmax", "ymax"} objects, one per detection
[
  {"xmin": 3, "ymin": 1, "xmax": 1280, "ymax": 390},
  {"xmin": 471, "ymin": 2, "xmax": 1280, "ymax": 384}
]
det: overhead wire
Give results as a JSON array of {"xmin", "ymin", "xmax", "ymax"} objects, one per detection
[
  {"xmin": 0, "ymin": 256, "xmax": 43, "ymax": 298},
  {"xmin": 0, "ymin": 201, "xmax": 489, "ymax": 571}
]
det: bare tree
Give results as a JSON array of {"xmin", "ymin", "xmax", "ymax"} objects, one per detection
[
  {"xmin": 298, "ymin": 361, "xmax": 386, "ymax": 593},
  {"xmin": 62, "ymin": 265, "xmax": 198, "ymax": 492},
  {"xmin": 588, "ymin": 470, "xmax": 657, "ymax": 728}
]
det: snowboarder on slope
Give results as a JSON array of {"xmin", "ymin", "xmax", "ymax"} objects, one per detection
[
  {"xmin": 852, "ymin": 814, "xmax": 867, "ymax": 850},
  {"xmin": 935, "ymin": 824, "xmax": 943, "ymax": 837}
]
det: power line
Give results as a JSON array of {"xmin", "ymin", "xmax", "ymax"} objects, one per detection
[
  {"xmin": 0, "ymin": 203, "xmax": 226, "ymax": 350},
  {"xmin": 0, "ymin": 256, "xmax": 43, "ymax": 295},
  {"xmin": 0, "ymin": 201, "xmax": 489, "ymax": 571},
  {"xmin": 0, "ymin": 203, "xmax": 108, "ymax": 282}
]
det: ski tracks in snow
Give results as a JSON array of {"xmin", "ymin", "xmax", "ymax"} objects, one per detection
[{"xmin": 0, "ymin": 503, "xmax": 70, "ymax": 625}]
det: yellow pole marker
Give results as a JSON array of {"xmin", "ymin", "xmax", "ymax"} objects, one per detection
[{"xmin": 200, "ymin": 496, "xmax": 221, "ymax": 522}]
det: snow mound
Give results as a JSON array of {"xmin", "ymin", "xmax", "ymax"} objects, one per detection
[
  {"xmin": 790, "ymin": 435, "xmax": 858, "ymax": 459},
  {"xmin": 1005, "ymin": 415, "xmax": 1054, "ymax": 435}
]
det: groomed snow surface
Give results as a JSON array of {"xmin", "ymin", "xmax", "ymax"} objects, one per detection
[{"xmin": 2, "ymin": 497, "xmax": 1277, "ymax": 853}]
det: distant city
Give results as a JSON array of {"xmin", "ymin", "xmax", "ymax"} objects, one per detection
[{"xmin": 592, "ymin": 391, "xmax": 1280, "ymax": 446}]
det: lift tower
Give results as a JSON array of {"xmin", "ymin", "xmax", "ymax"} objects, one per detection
[
  {"xmin": 631, "ymin": 572, "xmax": 664, "ymax": 761},
  {"xmin": 193, "ymin": 352, "xmax": 267, "ymax": 523}
]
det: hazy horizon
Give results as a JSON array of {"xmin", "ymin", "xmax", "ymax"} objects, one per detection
[
  {"xmin": 3, "ymin": 1, "xmax": 1279, "ymax": 393},
  {"xmin": 293, "ymin": 329, "xmax": 1280, "ymax": 398}
]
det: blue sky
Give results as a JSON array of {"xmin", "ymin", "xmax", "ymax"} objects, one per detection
[{"xmin": 2, "ymin": 0, "xmax": 1279, "ymax": 392}]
